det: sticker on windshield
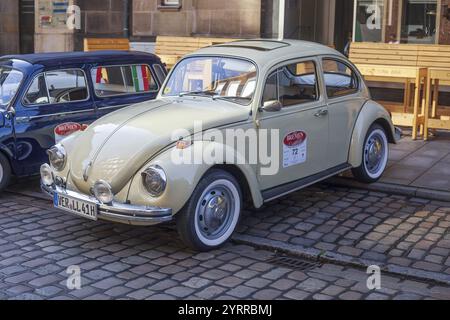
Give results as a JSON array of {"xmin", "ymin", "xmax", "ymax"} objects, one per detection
[
  {"xmin": 55, "ymin": 122, "xmax": 88, "ymax": 143},
  {"xmin": 283, "ymin": 131, "xmax": 307, "ymax": 168}
]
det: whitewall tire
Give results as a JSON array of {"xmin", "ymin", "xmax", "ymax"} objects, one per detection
[
  {"xmin": 176, "ymin": 169, "xmax": 242, "ymax": 251},
  {"xmin": 352, "ymin": 124, "xmax": 389, "ymax": 183}
]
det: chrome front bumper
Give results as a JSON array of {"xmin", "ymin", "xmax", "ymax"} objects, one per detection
[{"xmin": 41, "ymin": 183, "xmax": 172, "ymax": 226}]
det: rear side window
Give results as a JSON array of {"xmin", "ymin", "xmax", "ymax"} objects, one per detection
[
  {"xmin": 24, "ymin": 69, "xmax": 88, "ymax": 105},
  {"xmin": 322, "ymin": 59, "xmax": 358, "ymax": 98},
  {"xmin": 91, "ymin": 65, "xmax": 158, "ymax": 97}
]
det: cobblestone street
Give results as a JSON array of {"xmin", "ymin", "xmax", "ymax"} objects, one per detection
[
  {"xmin": 238, "ymin": 184, "xmax": 450, "ymax": 284},
  {"xmin": 0, "ymin": 186, "xmax": 449, "ymax": 300}
]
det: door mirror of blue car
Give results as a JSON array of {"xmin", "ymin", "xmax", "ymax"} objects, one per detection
[{"xmin": 0, "ymin": 111, "xmax": 6, "ymax": 128}]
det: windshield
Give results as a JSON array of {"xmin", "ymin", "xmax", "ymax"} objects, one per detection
[
  {"xmin": 162, "ymin": 57, "xmax": 257, "ymax": 105},
  {"xmin": 0, "ymin": 66, "xmax": 23, "ymax": 107}
]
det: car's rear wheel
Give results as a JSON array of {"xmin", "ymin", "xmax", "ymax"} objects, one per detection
[
  {"xmin": 0, "ymin": 153, "xmax": 12, "ymax": 193},
  {"xmin": 352, "ymin": 124, "xmax": 389, "ymax": 183},
  {"xmin": 176, "ymin": 169, "xmax": 242, "ymax": 251}
]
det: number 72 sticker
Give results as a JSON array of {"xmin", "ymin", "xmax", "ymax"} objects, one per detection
[{"xmin": 283, "ymin": 131, "xmax": 307, "ymax": 168}]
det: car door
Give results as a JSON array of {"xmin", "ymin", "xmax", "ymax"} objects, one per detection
[
  {"xmin": 89, "ymin": 64, "xmax": 160, "ymax": 119},
  {"xmin": 256, "ymin": 58, "xmax": 329, "ymax": 194},
  {"xmin": 321, "ymin": 57, "xmax": 366, "ymax": 167},
  {"xmin": 12, "ymin": 68, "xmax": 95, "ymax": 176}
]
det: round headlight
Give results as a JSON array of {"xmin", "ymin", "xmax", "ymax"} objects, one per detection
[
  {"xmin": 93, "ymin": 180, "xmax": 113, "ymax": 204},
  {"xmin": 40, "ymin": 163, "xmax": 54, "ymax": 186},
  {"xmin": 141, "ymin": 165, "xmax": 167, "ymax": 197},
  {"xmin": 47, "ymin": 144, "xmax": 66, "ymax": 171}
]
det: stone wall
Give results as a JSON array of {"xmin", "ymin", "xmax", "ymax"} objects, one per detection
[
  {"xmin": 77, "ymin": 0, "xmax": 127, "ymax": 36},
  {"xmin": 132, "ymin": 0, "xmax": 261, "ymax": 38},
  {"xmin": 0, "ymin": 0, "xmax": 20, "ymax": 55}
]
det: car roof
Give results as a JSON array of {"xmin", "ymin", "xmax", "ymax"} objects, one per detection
[
  {"xmin": 0, "ymin": 50, "xmax": 161, "ymax": 68},
  {"xmin": 185, "ymin": 39, "xmax": 343, "ymax": 68}
]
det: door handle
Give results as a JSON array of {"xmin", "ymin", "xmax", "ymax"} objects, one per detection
[{"xmin": 314, "ymin": 109, "xmax": 328, "ymax": 117}]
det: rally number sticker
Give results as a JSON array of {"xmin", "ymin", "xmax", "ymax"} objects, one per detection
[
  {"xmin": 54, "ymin": 122, "xmax": 88, "ymax": 143},
  {"xmin": 283, "ymin": 131, "xmax": 307, "ymax": 168}
]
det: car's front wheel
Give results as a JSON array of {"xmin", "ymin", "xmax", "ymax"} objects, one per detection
[
  {"xmin": 0, "ymin": 153, "xmax": 12, "ymax": 192},
  {"xmin": 352, "ymin": 123, "xmax": 389, "ymax": 183},
  {"xmin": 176, "ymin": 169, "xmax": 242, "ymax": 251}
]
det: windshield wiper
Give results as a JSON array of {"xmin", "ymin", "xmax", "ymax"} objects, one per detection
[
  {"xmin": 212, "ymin": 96, "xmax": 251, "ymax": 103},
  {"xmin": 179, "ymin": 90, "xmax": 215, "ymax": 98}
]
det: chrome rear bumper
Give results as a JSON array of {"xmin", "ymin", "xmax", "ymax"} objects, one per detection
[{"xmin": 41, "ymin": 183, "xmax": 172, "ymax": 226}]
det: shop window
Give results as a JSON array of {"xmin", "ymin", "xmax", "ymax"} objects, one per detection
[
  {"xmin": 322, "ymin": 59, "xmax": 358, "ymax": 98},
  {"xmin": 354, "ymin": 0, "xmax": 385, "ymax": 42},
  {"xmin": 91, "ymin": 65, "xmax": 158, "ymax": 97},
  {"xmin": 401, "ymin": 0, "xmax": 437, "ymax": 44},
  {"xmin": 354, "ymin": 0, "xmax": 437, "ymax": 44},
  {"xmin": 262, "ymin": 61, "xmax": 318, "ymax": 108}
]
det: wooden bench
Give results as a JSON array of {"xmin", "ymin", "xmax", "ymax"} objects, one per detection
[
  {"xmin": 84, "ymin": 38, "xmax": 130, "ymax": 52},
  {"xmin": 350, "ymin": 42, "xmax": 450, "ymax": 140},
  {"xmin": 155, "ymin": 36, "xmax": 237, "ymax": 69},
  {"xmin": 349, "ymin": 42, "xmax": 427, "ymax": 139}
]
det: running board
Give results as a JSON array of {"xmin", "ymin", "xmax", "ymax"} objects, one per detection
[{"xmin": 262, "ymin": 163, "xmax": 351, "ymax": 202}]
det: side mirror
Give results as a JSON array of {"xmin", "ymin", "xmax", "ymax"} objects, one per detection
[
  {"xmin": 261, "ymin": 100, "xmax": 282, "ymax": 112},
  {"xmin": 0, "ymin": 111, "xmax": 6, "ymax": 128}
]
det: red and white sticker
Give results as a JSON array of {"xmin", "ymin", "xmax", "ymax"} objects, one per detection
[
  {"xmin": 283, "ymin": 131, "xmax": 307, "ymax": 168},
  {"xmin": 54, "ymin": 122, "xmax": 88, "ymax": 143}
]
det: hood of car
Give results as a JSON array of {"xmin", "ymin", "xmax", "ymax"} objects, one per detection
[{"xmin": 67, "ymin": 97, "xmax": 250, "ymax": 194}]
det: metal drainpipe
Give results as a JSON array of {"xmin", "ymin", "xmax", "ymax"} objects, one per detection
[
  {"xmin": 278, "ymin": 0, "xmax": 285, "ymax": 40},
  {"xmin": 123, "ymin": 0, "xmax": 130, "ymax": 38}
]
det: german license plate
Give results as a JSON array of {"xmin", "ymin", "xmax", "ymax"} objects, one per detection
[{"xmin": 54, "ymin": 192, "xmax": 97, "ymax": 220}]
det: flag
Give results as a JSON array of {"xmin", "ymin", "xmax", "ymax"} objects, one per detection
[
  {"xmin": 95, "ymin": 67, "xmax": 108, "ymax": 84},
  {"xmin": 132, "ymin": 65, "xmax": 150, "ymax": 92}
]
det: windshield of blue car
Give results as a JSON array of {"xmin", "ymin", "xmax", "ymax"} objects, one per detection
[
  {"xmin": 162, "ymin": 57, "xmax": 257, "ymax": 105},
  {"xmin": 0, "ymin": 66, "xmax": 23, "ymax": 108}
]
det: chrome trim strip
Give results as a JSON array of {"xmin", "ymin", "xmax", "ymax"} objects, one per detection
[
  {"xmin": 15, "ymin": 104, "xmax": 128, "ymax": 122},
  {"xmin": 41, "ymin": 183, "xmax": 172, "ymax": 225}
]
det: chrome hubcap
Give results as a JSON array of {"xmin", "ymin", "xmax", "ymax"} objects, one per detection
[
  {"xmin": 197, "ymin": 186, "xmax": 235, "ymax": 240},
  {"xmin": 365, "ymin": 133, "xmax": 385, "ymax": 174}
]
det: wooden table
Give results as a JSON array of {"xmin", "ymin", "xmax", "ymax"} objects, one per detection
[
  {"xmin": 424, "ymin": 68, "xmax": 450, "ymax": 140},
  {"xmin": 355, "ymin": 64, "xmax": 428, "ymax": 140}
]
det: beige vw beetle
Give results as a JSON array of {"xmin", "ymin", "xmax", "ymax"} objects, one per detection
[{"xmin": 41, "ymin": 40, "xmax": 400, "ymax": 251}]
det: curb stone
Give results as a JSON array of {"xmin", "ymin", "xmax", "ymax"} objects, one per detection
[
  {"xmin": 326, "ymin": 177, "xmax": 450, "ymax": 202},
  {"xmin": 232, "ymin": 234, "xmax": 450, "ymax": 286}
]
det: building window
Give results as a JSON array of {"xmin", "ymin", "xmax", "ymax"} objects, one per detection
[
  {"xmin": 400, "ymin": 0, "xmax": 437, "ymax": 44},
  {"xmin": 158, "ymin": 0, "xmax": 181, "ymax": 10},
  {"xmin": 354, "ymin": 0, "xmax": 438, "ymax": 44}
]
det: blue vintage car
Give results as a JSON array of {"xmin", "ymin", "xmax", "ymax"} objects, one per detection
[{"xmin": 0, "ymin": 50, "xmax": 166, "ymax": 191}]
